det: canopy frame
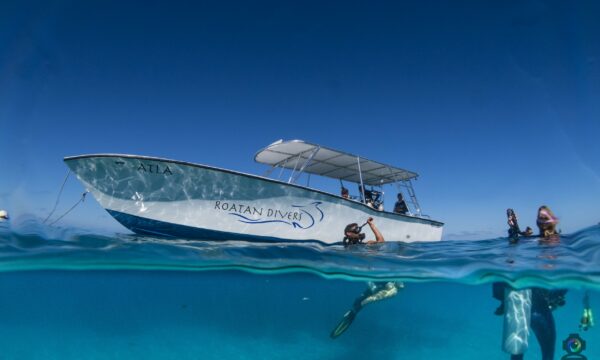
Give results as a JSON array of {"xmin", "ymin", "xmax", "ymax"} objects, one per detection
[
  {"xmin": 255, "ymin": 140, "xmax": 424, "ymax": 216},
  {"xmin": 255, "ymin": 140, "xmax": 418, "ymax": 186}
]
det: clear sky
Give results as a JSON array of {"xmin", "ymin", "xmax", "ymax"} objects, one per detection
[{"xmin": 1, "ymin": 0, "xmax": 599, "ymax": 239}]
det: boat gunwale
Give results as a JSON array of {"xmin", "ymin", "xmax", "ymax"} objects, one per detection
[{"xmin": 64, "ymin": 153, "xmax": 444, "ymax": 227}]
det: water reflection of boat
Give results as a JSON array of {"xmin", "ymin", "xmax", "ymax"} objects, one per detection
[{"xmin": 64, "ymin": 139, "xmax": 443, "ymax": 243}]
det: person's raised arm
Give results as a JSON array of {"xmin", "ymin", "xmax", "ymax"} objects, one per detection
[{"xmin": 366, "ymin": 217, "xmax": 384, "ymax": 244}]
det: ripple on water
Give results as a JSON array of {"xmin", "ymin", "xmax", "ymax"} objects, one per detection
[{"xmin": 1, "ymin": 218, "xmax": 599, "ymax": 289}]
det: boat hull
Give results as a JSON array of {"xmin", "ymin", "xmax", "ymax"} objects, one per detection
[{"xmin": 64, "ymin": 155, "xmax": 444, "ymax": 244}]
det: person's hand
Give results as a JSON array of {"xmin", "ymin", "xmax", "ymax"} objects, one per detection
[{"xmin": 367, "ymin": 217, "xmax": 374, "ymax": 224}]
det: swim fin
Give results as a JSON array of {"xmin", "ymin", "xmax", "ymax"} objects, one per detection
[{"xmin": 330, "ymin": 310, "xmax": 357, "ymax": 339}]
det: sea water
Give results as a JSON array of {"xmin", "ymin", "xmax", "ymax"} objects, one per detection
[{"xmin": 1, "ymin": 219, "xmax": 599, "ymax": 359}]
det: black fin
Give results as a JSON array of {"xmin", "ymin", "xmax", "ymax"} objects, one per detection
[{"xmin": 330, "ymin": 310, "xmax": 357, "ymax": 339}]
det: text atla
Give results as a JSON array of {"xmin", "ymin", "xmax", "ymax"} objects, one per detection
[
  {"xmin": 214, "ymin": 201, "xmax": 303, "ymax": 221},
  {"xmin": 137, "ymin": 163, "xmax": 173, "ymax": 175}
]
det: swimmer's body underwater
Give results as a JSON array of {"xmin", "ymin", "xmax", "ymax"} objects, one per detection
[{"xmin": 331, "ymin": 217, "xmax": 403, "ymax": 339}]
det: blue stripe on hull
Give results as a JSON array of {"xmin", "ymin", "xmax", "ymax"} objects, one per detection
[{"xmin": 107, "ymin": 209, "xmax": 324, "ymax": 243}]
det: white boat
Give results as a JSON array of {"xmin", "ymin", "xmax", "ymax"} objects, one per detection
[{"xmin": 64, "ymin": 140, "xmax": 443, "ymax": 243}]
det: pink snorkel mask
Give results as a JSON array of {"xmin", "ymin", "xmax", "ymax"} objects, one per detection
[{"xmin": 539, "ymin": 209, "xmax": 557, "ymax": 224}]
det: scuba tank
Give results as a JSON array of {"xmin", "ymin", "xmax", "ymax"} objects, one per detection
[{"xmin": 502, "ymin": 288, "xmax": 532, "ymax": 355}]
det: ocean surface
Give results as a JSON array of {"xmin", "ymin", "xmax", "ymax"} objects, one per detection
[{"xmin": 1, "ymin": 218, "xmax": 599, "ymax": 359}]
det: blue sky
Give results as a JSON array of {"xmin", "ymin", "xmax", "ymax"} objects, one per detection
[{"xmin": 1, "ymin": 0, "xmax": 599, "ymax": 239}]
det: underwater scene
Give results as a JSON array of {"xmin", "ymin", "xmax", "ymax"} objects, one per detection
[
  {"xmin": 3, "ymin": 1, "xmax": 600, "ymax": 359},
  {"xmin": 1, "ymin": 219, "xmax": 599, "ymax": 360}
]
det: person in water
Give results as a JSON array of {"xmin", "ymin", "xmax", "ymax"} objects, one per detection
[
  {"xmin": 536, "ymin": 205, "xmax": 558, "ymax": 238},
  {"xmin": 495, "ymin": 206, "xmax": 566, "ymax": 360},
  {"xmin": 342, "ymin": 217, "xmax": 384, "ymax": 246},
  {"xmin": 331, "ymin": 218, "xmax": 403, "ymax": 338}
]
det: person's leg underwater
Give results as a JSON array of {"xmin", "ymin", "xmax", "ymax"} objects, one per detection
[
  {"xmin": 330, "ymin": 282, "xmax": 402, "ymax": 338},
  {"xmin": 530, "ymin": 303, "xmax": 556, "ymax": 360}
]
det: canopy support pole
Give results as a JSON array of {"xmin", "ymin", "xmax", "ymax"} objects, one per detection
[
  {"xmin": 288, "ymin": 155, "xmax": 302, "ymax": 183},
  {"xmin": 357, "ymin": 156, "xmax": 366, "ymax": 203},
  {"xmin": 277, "ymin": 158, "xmax": 288, "ymax": 180},
  {"xmin": 291, "ymin": 146, "xmax": 320, "ymax": 184}
]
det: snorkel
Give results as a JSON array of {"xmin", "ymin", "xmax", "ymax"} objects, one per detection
[
  {"xmin": 539, "ymin": 209, "xmax": 557, "ymax": 224},
  {"xmin": 537, "ymin": 205, "xmax": 558, "ymax": 225}
]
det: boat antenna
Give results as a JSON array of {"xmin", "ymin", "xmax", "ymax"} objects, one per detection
[{"xmin": 357, "ymin": 156, "xmax": 366, "ymax": 202}]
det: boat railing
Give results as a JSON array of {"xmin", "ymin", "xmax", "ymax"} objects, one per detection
[
  {"xmin": 289, "ymin": 146, "xmax": 320, "ymax": 184},
  {"xmin": 262, "ymin": 163, "xmax": 426, "ymax": 217}
]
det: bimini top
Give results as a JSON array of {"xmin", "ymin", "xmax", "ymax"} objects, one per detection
[{"xmin": 254, "ymin": 140, "xmax": 418, "ymax": 185}]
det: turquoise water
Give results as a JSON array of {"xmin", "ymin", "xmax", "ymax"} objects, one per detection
[{"xmin": 1, "ymin": 218, "xmax": 599, "ymax": 359}]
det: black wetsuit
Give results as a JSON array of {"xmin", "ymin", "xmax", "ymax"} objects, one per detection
[
  {"xmin": 330, "ymin": 282, "xmax": 401, "ymax": 339},
  {"xmin": 494, "ymin": 284, "xmax": 566, "ymax": 360},
  {"xmin": 508, "ymin": 225, "xmax": 521, "ymax": 239}
]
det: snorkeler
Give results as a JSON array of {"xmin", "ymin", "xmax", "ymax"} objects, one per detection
[
  {"xmin": 331, "ymin": 218, "xmax": 402, "ymax": 338},
  {"xmin": 342, "ymin": 217, "xmax": 384, "ymax": 246},
  {"xmin": 537, "ymin": 205, "xmax": 559, "ymax": 238},
  {"xmin": 495, "ymin": 206, "xmax": 567, "ymax": 360}
]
